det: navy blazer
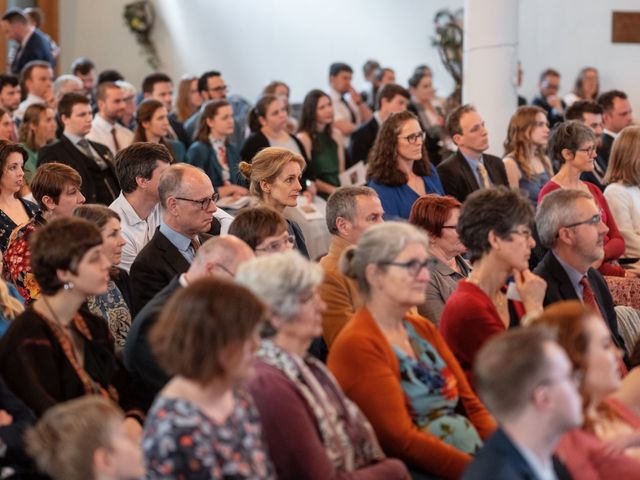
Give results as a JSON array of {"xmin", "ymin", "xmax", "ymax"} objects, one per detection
[
  {"xmin": 462, "ymin": 428, "xmax": 572, "ymax": 480},
  {"xmin": 597, "ymin": 132, "xmax": 615, "ymax": 165},
  {"xmin": 10, "ymin": 29, "xmax": 54, "ymax": 75},
  {"xmin": 348, "ymin": 117, "xmax": 378, "ymax": 167},
  {"xmin": 185, "ymin": 140, "xmax": 243, "ymax": 188}
]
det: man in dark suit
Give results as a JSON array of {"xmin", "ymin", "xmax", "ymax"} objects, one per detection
[
  {"xmin": 463, "ymin": 328, "xmax": 579, "ymax": 479},
  {"xmin": 1, "ymin": 8, "xmax": 54, "ymax": 75},
  {"xmin": 38, "ymin": 92, "xmax": 119, "ymax": 205},
  {"xmin": 437, "ymin": 104, "xmax": 509, "ymax": 202},
  {"xmin": 534, "ymin": 188, "xmax": 628, "ymax": 360},
  {"xmin": 123, "ymin": 235, "xmax": 254, "ymax": 409},
  {"xmin": 531, "ymin": 68, "xmax": 565, "ymax": 128},
  {"xmin": 348, "ymin": 83, "xmax": 409, "ymax": 168},
  {"xmin": 597, "ymin": 89, "xmax": 633, "ymax": 165},
  {"xmin": 129, "ymin": 163, "xmax": 220, "ymax": 314},
  {"xmin": 141, "ymin": 72, "xmax": 190, "ymax": 147}
]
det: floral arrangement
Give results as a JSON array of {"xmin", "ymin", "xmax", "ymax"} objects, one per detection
[
  {"xmin": 123, "ymin": 0, "xmax": 160, "ymax": 69},
  {"xmin": 431, "ymin": 8, "xmax": 464, "ymax": 108}
]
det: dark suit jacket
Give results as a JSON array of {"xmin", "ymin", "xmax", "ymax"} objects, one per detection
[
  {"xmin": 533, "ymin": 250, "xmax": 627, "ymax": 359},
  {"xmin": 10, "ymin": 29, "xmax": 54, "ymax": 75},
  {"xmin": 123, "ymin": 276, "xmax": 182, "ymax": 411},
  {"xmin": 462, "ymin": 428, "xmax": 571, "ymax": 480},
  {"xmin": 437, "ymin": 150, "xmax": 509, "ymax": 202},
  {"xmin": 168, "ymin": 112, "xmax": 190, "ymax": 148},
  {"xmin": 37, "ymin": 135, "xmax": 119, "ymax": 205},
  {"xmin": 597, "ymin": 132, "xmax": 615, "ymax": 165},
  {"xmin": 532, "ymin": 95, "xmax": 565, "ymax": 127},
  {"xmin": 348, "ymin": 117, "xmax": 378, "ymax": 167}
]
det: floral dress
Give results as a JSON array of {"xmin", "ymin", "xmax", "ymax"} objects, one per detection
[
  {"xmin": 395, "ymin": 322, "xmax": 483, "ymax": 454},
  {"xmin": 0, "ymin": 198, "xmax": 39, "ymax": 253},
  {"xmin": 87, "ymin": 280, "xmax": 131, "ymax": 355},
  {"xmin": 143, "ymin": 389, "xmax": 275, "ymax": 479},
  {"xmin": 3, "ymin": 214, "xmax": 45, "ymax": 303}
]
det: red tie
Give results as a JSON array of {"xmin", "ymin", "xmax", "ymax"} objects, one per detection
[{"xmin": 111, "ymin": 127, "xmax": 120, "ymax": 152}]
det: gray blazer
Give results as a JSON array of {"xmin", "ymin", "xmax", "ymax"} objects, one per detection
[{"xmin": 418, "ymin": 255, "xmax": 471, "ymax": 326}]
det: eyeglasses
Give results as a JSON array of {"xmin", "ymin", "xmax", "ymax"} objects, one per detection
[
  {"xmin": 255, "ymin": 234, "xmax": 295, "ymax": 254},
  {"xmin": 214, "ymin": 262, "xmax": 234, "ymax": 277},
  {"xmin": 398, "ymin": 131, "xmax": 426, "ymax": 144},
  {"xmin": 563, "ymin": 214, "xmax": 602, "ymax": 229},
  {"xmin": 576, "ymin": 146, "xmax": 596, "ymax": 156},
  {"xmin": 509, "ymin": 228, "xmax": 533, "ymax": 241},
  {"xmin": 175, "ymin": 192, "xmax": 219, "ymax": 210},
  {"xmin": 378, "ymin": 258, "xmax": 438, "ymax": 276},
  {"xmin": 441, "ymin": 224, "xmax": 458, "ymax": 230}
]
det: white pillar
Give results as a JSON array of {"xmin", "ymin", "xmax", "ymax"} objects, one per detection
[{"xmin": 463, "ymin": 0, "xmax": 519, "ymax": 155}]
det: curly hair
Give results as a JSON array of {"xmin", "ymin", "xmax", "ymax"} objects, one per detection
[
  {"xmin": 503, "ymin": 106, "xmax": 553, "ymax": 180},
  {"xmin": 367, "ymin": 111, "xmax": 431, "ymax": 186}
]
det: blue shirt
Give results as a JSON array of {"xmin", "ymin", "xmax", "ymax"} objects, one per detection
[
  {"xmin": 159, "ymin": 221, "xmax": 196, "ymax": 263},
  {"xmin": 368, "ymin": 168, "xmax": 444, "ymax": 220},
  {"xmin": 460, "ymin": 152, "xmax": 490, "ymax": 187}
]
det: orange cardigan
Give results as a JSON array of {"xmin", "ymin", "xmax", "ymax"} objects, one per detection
[{"xmin": 328, "ymin": 307, "xmax": 496, "ymax": 479}]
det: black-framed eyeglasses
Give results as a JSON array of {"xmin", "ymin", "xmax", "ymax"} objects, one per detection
[
  {"xmin": 563, "ymin": 214, "xmax": 602, "ymax": 229},
  {"xmin": 378, "ymin": 258, "xmax": 438, "ymax": 277},
  {"xmin": 175, "ymin": 192, "xmax": 219, "ymax": 210},
  {"xmin": 509, "ymin": 228, "xmax": 533, "ymax": 241},
  {"xmin": 576, "ymin": 146, "xmax": 596, "ymax": 156},
  {"xmin": 214, "ymin": 262, "xmax": 234, "ymax": 277},
  {"xmin": 398, "ymin": 131, "xmax": 426, "ymax": 144},
  {"xmin": 441, "ymin": 225, "xmax": 458, "ymax": 230}
]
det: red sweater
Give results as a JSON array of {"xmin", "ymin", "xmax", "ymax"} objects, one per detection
[{"xmin": 328, "ymin": 307, "xmax": 495, "ymax": 479}]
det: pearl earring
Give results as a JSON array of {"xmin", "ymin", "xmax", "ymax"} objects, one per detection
[{"xmin": 63, "ymin": 281, "xmax": 74, "ymax": 291}]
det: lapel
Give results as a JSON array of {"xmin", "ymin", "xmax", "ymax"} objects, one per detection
[
  {"xmin": 545, "ymin": 252, "xmax": 581, "ymax": 300},
  {"xmin": 58, "ymin": 136, "xmax": 95, "ymax": 173},
  {"xmin": 455, "ymin": 150, "xmax": 481, "ymax": 191},
  {"xmin": 153, "ymin": 229, "xmax": 190, "ymax": 275},
  {"xmin": 488, "ymin": 429, "xmax": 539, "ymax": 479},
  {"xmin": 208, "ymin": 144, "xmax": 224, "ymax": 185}
]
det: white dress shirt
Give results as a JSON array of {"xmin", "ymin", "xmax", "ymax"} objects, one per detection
[
  {"xmin": 604, "ymin": 182, "xmax": 640, "ymax": 259},
  {"xmin": 87, "ymin": 114, "xmax": 134, "ymax": 156}
]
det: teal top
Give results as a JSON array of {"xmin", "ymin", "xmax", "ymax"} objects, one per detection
[
  {"xmin": 309, "ymin": 132, "xmax": 340, "ymax": 198},
  {"xmin": 22, "ymin": 145, "xmax": 38, "ymax": 184},
  {"xmin": 395, "ymin": 322, "xmax": 483, "ymax": 454}
]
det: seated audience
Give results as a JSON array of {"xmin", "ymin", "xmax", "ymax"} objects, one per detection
[
  {"xmin": 565, "ymin": 100, "xmax": 607, "ymax": 189},
  {"xmin": 563, "ymin": 66, "xmax": 599, "ymax": 106},
  {"xmin": 86, "ymin": 82, "xmax": 133, "ymax": 155},
  {"xmin": 73, "ymin": 205, "xmax": 131, "ymax": 354},
  {"xmin": 349, "ymin": 83, "xmax": 410, "ymax": 167},
  {"xmin": 38, "ymin": 92, "xmax": 119, "ymax": 206},
  {"xmin": 70, "ymin": 56, "xmax": 96, "ymax": 100},
  {"xmin": 367, "ymin": 110, "xmax": 443, "ymax": 219},
  {"xmin": 409, "ymin": 194, "xmax": 470, "ymax": 325},
  {"xmin": 0, "ymin": 108, "xmax": 13, "ymax": 141},
  {"xmin": 534, "ymin": 301, "xmax": 640, "ymax": 478},
  {"xmin": 228, "ymin": 206, "xmax": 293, "ymax": 255},
  {"xmin": 0, "ymin": 217, "xmax": 143, "ymax": 419},
  {"xmin": 319, "ymin": 186, "xmax": 384, "ymax": 346},
  {"xmin": 534, "ymin": 188, "xmax": 628, "ymax": 360},
  {"xmin": 440, "ymin": 187, "xmax": 546, "ymax": 383},
  {"xmin": 143, "ymin": 278, "xmax": 275, "ymax": 478},
  {"xmin": 502, "ymin": 106, "xmax": 553, "ymax": 205},
  {"xmin": 538, "ymin": 120, "xmax": 627, "ymax": 277},
  {"xmin": 0, "ymin": 74, "xmax": 20, "ymax": 134},
  {"xmin": 2, "ymin": 8, "xmax": 54, "ymax": 75},
  {"xmin": 532, "ymin": 68, "xmax": 565, "ymax": 127},
  {"xmin": 359, "ymin": 59, "xmax": 381, "ymax": 108},
  {"xmin": 328, "ymin": 62, "xmax": 372, "ymax": 146},
  {"xmin": 186, "ymin": 99, "xmax": 249, "ymax": 198},
  {"xmin": 25, "ymin": 396, "xmax": 144, "ymax": 480},
  {"xmin": 141, "ymin": 72, "xmax": 190, "ymax": 147},
  {"xmin": 124, "ymin": 236, "xmax": 253, "ymax": 410},
  {"xmin": 129, "ymin": 163, "xmax": 218, "ymax": 314},
  {"xmin": 262, "ymin": 80, "xmax": 297, "ymax": 133},
  {"xmin": 237, "ymin": 251, "xmax": 408, "ymax": 479},
  {"xmin": 597, "ymin": 90, "xmax": 633, "ymax": 164},
  {"xmin": 109, "ymin": 142, "xmax": 171, "ymax": 272},
  {"xmin": 438, "ymin": 104, "xmax": 509, "ymax": 202},
  {"xmin": 132, "ymin": 98, "xmax": 184, "ymax": 162},
  {"xmin": 52, "ymin": 74, "xmax": 83, "ymax": 107},
  {"xmin": 15, "ymin": 60, "xmax": 53, "ymax": 120},
  {"xmin": 18, "ymin": 103, "xmax": 56, "ymax": 183},
  {"xmin": 116, "ymin": 79, "xmax": 137, "ymax": 131},
  {"xmin": 0, "ymin": 141, "xmax": 38, "ymax": 252},
  {"xmin": 297, "ymin": 89, "xmax": 345, "ymax": 198},
  {"xmin": 239, "ymin": 147, "xmax": 310, "ymax": 257},
  {"xmin": 463, "ymin": 327, "xmax": 581, "ymax": 479},
  {"xmin": 4, "ymin": 163, "xmax": 85, "ymax": 303},
  {"xmin": 173, "ymin": 74, "xmax": 201, "ymax": 123},
  {"xmin": 328, "ymin": 222, "xmax": 496, "ymax": 478}
]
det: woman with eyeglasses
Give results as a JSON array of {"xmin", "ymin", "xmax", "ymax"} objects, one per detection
[
  {"xmin": 327, "ymin": 222, "xmax": 495, "ymax": 479},
  {"xmin": 367, "ymin": 111, "xmax": 443, "ymax": 220},
  {"xmin": 502, "ymin": 106, "xmax": 553, "ymax": 206},
  {"xmin": 228, "ymin": 206, "xmax": 294, "ymax": 256},
  {"xmin": 533, "ymin": 301, "xmax": 640, "ymax": 479},
  {"xmin": 440, "ymin": 187, "xmax": 547, "ymax": 385},
  {"xmin": 539, "ymin": 121, "xmax": 627, "ymax": 277},
  {"xmin": 239, "ymin": 147, "xmax": 310, "ymax": 258},
  {"xmin": 409, "ymin": 194, "xmax": 470, "ymax": 326}
]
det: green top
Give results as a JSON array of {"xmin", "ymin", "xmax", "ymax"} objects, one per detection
[
  {"xmin": 22, "ymin": 145, "xmax": 38, "ymax": 184},
  {"xmin": 310, "ymin": 132, "xmax": 340, "ymax": 197}
]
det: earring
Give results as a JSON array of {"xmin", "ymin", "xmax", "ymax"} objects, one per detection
[{"xmin": 63, "ymin": 281, "xmax": 74, "ymax": 291}]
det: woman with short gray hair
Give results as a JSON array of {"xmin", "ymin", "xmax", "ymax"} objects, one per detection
[
  {"xmin": 237, "ymin": 251, "xmax": 407, "ymax": 479},
  {"xmin": 539, "ymin": 120, "xmax": 626, "ymax": 276},
  {"xmin": 328, "ymin": 222, "xmax": 496, "ymax": 479}
]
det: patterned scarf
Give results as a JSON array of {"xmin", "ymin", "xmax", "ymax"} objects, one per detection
[{"xmin": 257, "ymin": 340, "xmax": 384, "ymax": 471}]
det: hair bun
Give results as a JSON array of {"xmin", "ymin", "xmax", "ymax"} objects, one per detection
[{"xmin": 239, "ymin": 161, "xmax": 252, "ymax": 179}]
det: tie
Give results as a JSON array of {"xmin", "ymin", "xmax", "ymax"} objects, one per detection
[
  {"xmin": 77, "ymin": 138, "xmax": 108, "ymax": 170},
  {"xmin": 340, "ymin": 94, "xmax": 357, "ymax": 123},
  {"xmin": 110, "ymin": 128, "xmax": 120, "ymax": 152},
  {"xmin": 9, "ymin": 122, "xmax": 17, "ymax": 143},
  {"xmin": 477, "ymin": 163, "xmax": 491, "ymax": 189}
]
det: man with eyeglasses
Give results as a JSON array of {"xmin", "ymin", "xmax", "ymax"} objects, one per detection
[
  {"xmin": 532, "ymin": 68, "xmax": 565, "ymax": 128},
  {"xmin": 130, "ymin": 163, "xmax": 221, "ymax": 315},
  {"xmin": 534, "ymin": 188, "xmax": 628, "ymax": 364},
  {"xmin": 463, "ymin": 327, "xmax": 580, "ymax": 480},
  {"xmin": 437, "ymin": 104, "xmax": 509, "ymax": 202},
  {"xmin": 124, "ymin": 235, "xmax": 255, "ymax": 410}
]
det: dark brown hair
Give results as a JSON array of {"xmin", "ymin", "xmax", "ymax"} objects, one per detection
[
  {"xmin": 228, "ymin": 206, "xmax": 288, "ymax": 249},
  {"xmin": 194, "ymin": 99, "xmax": 232, "ymax": 142},
  {"xmin": 30, "ymin": 162, "xmax": 82, "ymax": 210}
]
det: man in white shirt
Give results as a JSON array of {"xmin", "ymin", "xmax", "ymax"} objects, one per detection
[
  {"xmin": 328, "ymin": 62, "xmax": 371, "ymax": 147},
  {"xmin": 15, "ymin": 60, "xmax": 53, "ymax": 119},
  {"xmin": 87, "ymin": 81, "xmax": 134, "ymax": 155}
]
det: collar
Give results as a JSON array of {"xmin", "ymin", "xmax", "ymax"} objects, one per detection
[
  {"xmin": 93, "ymin": 114, "xmax": 116, "ymax": 130},
  {"xmin": 373, "ymin": 111, "xmax": 382, "ymax": 125},
  {"xmin": 603, "ymin": 128, "xmax": 619, "ymax": 140},
  {"xmin": 113, "ymin": 192, "xmax": 157, "ymax": 226},
  {"xmin": 460, "ymin": 150, "xmax": 485, "ymax": 168},
  {"xmin": 20, "ymin": 26, "xmax": 35, "ymax": 48},
  {"xmin": 210, "ymin": 136, "xmax": 226, "ymax": 148},
  {"xmin": 24, "ymin": 93, "xmax": 45, "ymax": 104},
  {"xmin": 512, "ymin": 442, "xmax": 557, "ymax": 480},
  {"xmin": 159, "ymin": 220, "xmax": 192, "ymax": 253},
  {"xmin": 64, "ymin": 131, "xmax": 85, "ymax": 145},
  {"xmin": 432, "ymin": 255, "xmax": 470, "ymax": 277},
  {"xmin": 552, "ymin": 250, "xmax": 585, "ymax": 292}
]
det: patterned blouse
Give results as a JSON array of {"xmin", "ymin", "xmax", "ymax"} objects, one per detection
[
  {"xmin": 143, "ymin": 389, "xmax": 275, "ymax": 479},
  {"xmin": 0, "ymin": 198, "xmax": 39, "ymax": 253},
  {"xmin": 396, "ymin": 322, "xmax": 483, "ymax": 455},
  {"xmin": 87, "ymin": 279, "xmax": 131, "ymax": 355}
]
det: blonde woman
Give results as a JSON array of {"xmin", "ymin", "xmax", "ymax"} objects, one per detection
[
  {"xmin": 0, "ymin": 251, "xmax": 23, "ymax": 336},
  {"xmin": 502, "ymin": 106, "xmax": 553, "ymax": 206}
]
